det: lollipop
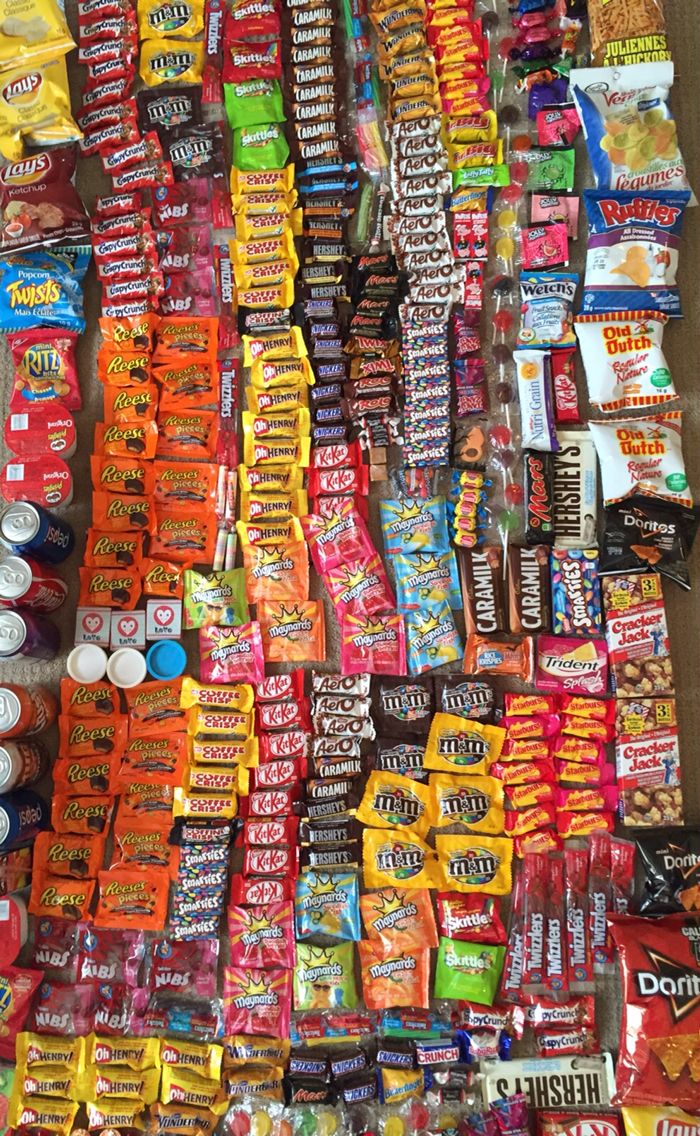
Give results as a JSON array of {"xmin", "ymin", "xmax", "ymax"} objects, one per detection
[
  {"xmin": 494, "ymin": 235, "xmax": 515, "ymax": 275},
  {"xmin": 499, "ymin": 103, "xmax": 520, "ymax": 157},
  {"xmin": 505, "ymin": 482, "xmax": 524, "ymax": 505},
  {"xmin": 495, "ymin": 36, "xmax": 515, "ymax": 105},
  {"xmin": 482, "ymin": 10, "xmax": 500, "ymax": 38},
  {"xmin": 512, "ymin": 133, "xmax": 532, "ymax": 153},
  {"xmin": 509, "ymin": 160, "xmax": 529, "ymax": 189},
  {"xmin": 490, "ymin": 274, "xmax": 514, "ymax": 314},
  {"xmin": 492, "ymin": 308, "xmax": 513, "ymax": 344},
  {"xmin": 492, "ymin": 343, "xmax": 513, "ymax": 368},
  {"xmin": 489, "ymin": 424, "xmax": 512, "ymax": 449}
]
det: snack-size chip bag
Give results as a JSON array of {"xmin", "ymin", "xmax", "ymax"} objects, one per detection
[
  {"xmin": 575, "ymin": 310, "xmax": 675, "ymax": 412},
  {"xmin": 223, "ymin": 966, "xmax": 292, "ymax": 1038},
  {"xmin": 295, "ymin": 871, "xmax": 361, "ymax": 941},
  {"xmin": 435, "ymin": 834, "xmax": 513, "ymax": 895},
  {"xmin": 183, "ymin": 568, "xmax": 248, "ymax": 629},
  {"xmin": 293, "ymin": 942, "xmax": 358, "ymax": 1011},
  {"xmin": 570, "ymin": 62, "xmax": 692, "ymax": 196},
  {"xmin": 588, "ymin": 411, "xmax": 691, "ymax": 509},
  {"xmin": 8, "ymin": 329, "xmax": 80, "ymax": 411},
  {"xmin": 363, "ymin": 829, "xmax": 440, "ymax": 890},
  {"xmin": 199, "ymin": 621, "xmax": 265, "ymax": 684},
  {"xmin": 406, "ymin": 601, "xmax": 464, "ymax": 675},
  {"xmin": 0, "ymin": 0, "xmax": 74, "ymax": 73},
  {"xmin": 360, "ymin": 888, "xmax": 438, "ymax": 950},
  {"xmin": 258, "ymin": 600, "xmax": 325, "ymax": 663},
  {"xmin": 0, "ymin": 968, "xmax": 43, "ymax": 1060},
  {"xmin": 434, "ymin": 937, "xmax": 506, "ymax": 1004},
  {"xmin": 357, "ymin": 772, "xmax": 434, "ymax": 839},
  {"xmin": 358, "ymin": 940, "xmax": 431, "ymax": 1010},
  {"xmin": 228, "ymin": 903, "xmax": 295, "ymax": 968}
]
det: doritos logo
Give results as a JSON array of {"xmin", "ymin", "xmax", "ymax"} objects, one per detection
[{"xmin": 636, "ymin": 947, "xmax": 700, "ymax": 1022}]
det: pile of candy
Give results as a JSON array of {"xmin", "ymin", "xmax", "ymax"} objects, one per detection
[{"xmin": 2, "ymin": 0, "xmax": 700, "ymax": 1131}]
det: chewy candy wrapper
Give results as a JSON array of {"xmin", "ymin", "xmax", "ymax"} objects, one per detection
[
  {"xmin": 228, "ymin": 903, "xmax": 296, "ymax": 968},
  {"xmin": 434, "ymin": 938, "xmax": 506, "ymax": 1005},
  {"xmin": 570, "ymin": 62, "xmax": 693, "ymax": 196},
  {"xmin": 405, "ymin": 602, "xmax": 464, "ymax": 675},
  {"xmin": 380, "ymin": 496, "xmax": 450, "ymax": 555},
  {"xmin": 199, "ymin": 621, "xmax": 265, "ymax": 684},
  {"xmin": 564, "ymin": 841, "xmax": 594, "ymax": 992},
  {"xmin": 183, "ymin": 569, "xmax": 249, "ymax": 628},
  {"xmin": 360, "ymin": 888, "xmax": 438, "ymax": 951},
  {"xmin": 358, "ymin": 941, "xmax": 431, "ymax": 1010},
  {"xmin": 293, "ymin": 942, "xmax": 358, "ymax": 1011},
  {"xmin": 437, "ymin": 893, "xmax": 507, "ymax": 945},
  {"xmin": 223, "ymin": 966, "xmax": 292, "ymax": 1037},
  {"xmin": 342, "ymin": 611, "xmax": 406, "ymax": 676},
  {"xmin": 258, "ymin": 600, "xmax": 326, "ymax": 663},
  {"xmin": 394, "ymin": 550, "xmax": 461, "ymax": 610},
  {"xmin": 295, "ymin": 872, "xmax": 361, "ymax": 941}
]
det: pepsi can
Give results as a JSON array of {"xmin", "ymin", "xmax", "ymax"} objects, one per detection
[
  {"xmin": 0, "ymin": 502, "xmax": 74, "ymax": 564},
  {"xmin": 0, "ymin": 789, "xmax": 48, "ymax": 851}
]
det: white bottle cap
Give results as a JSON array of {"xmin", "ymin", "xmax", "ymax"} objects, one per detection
[
  {"xmin": 107, "ymin": 648, "xmax": 147, "ymax": 689},
  {"xmin": 66, "ymin": 644, "xmax": 108, "ymax": 684}
]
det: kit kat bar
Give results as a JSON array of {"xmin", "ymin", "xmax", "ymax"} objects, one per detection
[
  {"xmin": 507, "ymin": 545, "xmax": 551, "ymax": 634},
  {"xmin": 458, "ymin": 546, "xmax": 506, "ymax": 635}
]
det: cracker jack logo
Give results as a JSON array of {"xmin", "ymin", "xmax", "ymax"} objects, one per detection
[{"xmin": 636, "ymin": 946, "xmax": 700, "ymax": 1022}]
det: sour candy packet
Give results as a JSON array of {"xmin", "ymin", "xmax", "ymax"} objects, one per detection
[{"xmin": 358, "ymin": 940, "xmax": 431, "ymax": 1009}]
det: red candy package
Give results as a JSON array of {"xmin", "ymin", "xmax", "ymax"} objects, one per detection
[
  {"xmin": 436, "ymin": 892, "xmax": 507, "ymax": 944},
  {"xmin": 8, "ymin": 329, "xmax": 81, "ymax": 412},
  {"xmin": 223, "ymin": 965, "xmax": 292, "ymax": 1037},
  {"xmin": 228, "ymin": 903, "xmax": 295, "ymax": 968},
  {"xmin": 0, "ymin": 967, "xmax": 43, "ymax": 1059}
]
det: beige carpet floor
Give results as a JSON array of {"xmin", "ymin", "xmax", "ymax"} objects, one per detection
[{"xmin": 0, "ymin": 0, "xmax": 699, "ymax": 1063}]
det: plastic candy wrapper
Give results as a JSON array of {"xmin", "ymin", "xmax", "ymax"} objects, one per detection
[
  {"xmin": 258, "ymin": 600, "xmax": 325, "ymax": 663},
  {"xmin": 363, "ymin": 829, "xmax": 439, "ymax": 891},
  {"xmin": 295, "ymin": 871, "xmax": 361, "ymax": 941},
  {"xmin": 199, "ymin": 621, "xmax": 265, "ymax": 684},
  {"xmin": 434, "ymin": 938, "xmax": 506, "ymax": 1004},
  {"xmin": 341, "ymin": 611, "xmax": 407, "ymax": 676},
  {"xmin": 228, "ymin": 903, "xmax": 296, "ymax": 968},
  {"xmin": 358, "ymin": 941, "xmax": 431, "ymax": 1010},
  {"xmin": 223, "ymin": 965, "xmax": 291, "ymax": 1038},
  {"xmin": 360, "ymin": 888, "xmax": 438, "ymax": 950},
  {"xmin": 294, "ymin": 942, "xmax": 358, "ymax": 1011},
  {"xmin": 302, "ymin": 503, "xmax": 373, "ymax": 573},
  {"xmin": 425, "ymin": 713, "xmax": 505, "ymax": 774},
  {"xmin": 183, "ymin": 568, "xmax": 249, "ymax": 629},
  {"xmin": 403, "ymin": 601, "xmax": 463, "ymax": 676},
  {"xmin": 517, "ymin": 273, "xmax": 578, "ymax": 351},
  {"xmin": 435, "ymin": 835, "xmax": 513, "ymax": 895},
  {"xmin": 431, "ymin": 773, "xmax": 505, "ymax": 834},
  {"xmin": 243, "ymin": 539, "xmax": 309, "ymax": 606},
  {"xmin": 581, "ymin": 190, "xmax": 690, "ymax": 318},
  {"xmin": 380, "ymin": 496, "xmax": 450, "ymax": 555},
  {"xmin": 325, "ymin": 554, "xmax": 395, "ymax": 621},
  {"xmin": 357, "ymin": 772, "xmax": 434, "ymax": 839},
  {"xmin": 437, "ymin": 893, "xmax": 507, "ymax": 945},
  {"xmin": 588, "ymin": 411, "xmax": 692, "ymax": 509},
  {"xmin": 570, "ymin": 62, "xmax": 692, "ymax": 196},
  {"xmin": 536, "ymin": 635, "xmax": 609, "ymax": 696},
  {"xmin": 531, "ymin": 195, "xmax": 579, "ymax": 241},
  {"xmin": 464, "ymin": 635, "xmax": 534, "ymax": 682}
]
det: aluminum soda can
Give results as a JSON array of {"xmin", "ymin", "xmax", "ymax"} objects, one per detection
[
  {"xmin": 0, "ymin": 554, "xmax": 67, "ymax": 612},
  {"xmin": 0, "ymin": 683, "xmax": 58, "ymax": 737},
  {"xmin": 0, "ymin": 610, "xmax": 60, "ymax": 661},
  {"xmin": 0, "ymin": 740, "xmax": 47, "ymax": 792},
  {"xmin": 0, "ymin": 501, "xmax": 74, "ymax": 564},
  {"xmin": 0, "ymin": 789, "xmax": 48, "ymax": 851}
]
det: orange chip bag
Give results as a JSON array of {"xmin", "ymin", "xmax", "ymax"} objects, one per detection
[
  {"xmin": 51, "ymin": 795, "xmax": 114, "ymax": 835},
  {"xmin": 91, "ymin": 455, "xmax": 156, "ymax": 497},
  {"xmin": 153, "ymin": 461, "xmax": 218, "ymax": 507},
  {"xmin": 60, "ymin": 678, "xmax": 120, "ymax": 718},
  {"xmin": 243, "ymin": 540, "xmax": 309, "ymax": 606},
  {"xmin": 149, "ymin": 507, "xmax": 217, "ymax": 565},
  {"xmin": 83, "ymin": 530, "xmax": 145, "ymax": 570},
  {"xmin": 29, "ymin": 872, "xmax": 96, "ymax": 921},
  {"xmin": 94, "ymin": 866, "xmax": 169, "ymax": 930},
  {"xmin": 92, "ymin": 490, "xmax": 157, "ymax": 535},
  {"xmin": 99, "ymin": 315, "xmax": 157, "ymax": 352},
  {"xmin": 141, "ymin": 557, "xmax": 184, "ymax": 597},
  {"xmin": 112, "ymin": 816, "xmax": 178, "ymax": 874},
  {"xmin": 258, "ymin": 600, "xmax": 325, "ymax": 663},
  {"xmin": 156, "ymin": 411, "xmax": 218, "ymax": 459},
  {"xmin": 97, "ymin": 349, "xmax": 152, "ymax": 387},
  {"xmin": 103, "ymin": 383, "xmax": 159, "ymax": 424},
  {"xmin": 360, "ymin": 888, "xmax": 439, "ymax": 950},
  {"xmin": 95, "ymin": 420, "xmax": 158, "ymax": 459},
  {"xmin": 59, "ymin": 715, "xmax": 127, "ymax": 760},
  {"xmin": 78, "ymin": 567, "xmax": 141, "ymax": 609},
  {"xmin": 33, "ymin": 831, "xmax": 106, "ymax": 880},
  {"xmin": 126, "ymin": 679, "xmax": 186, "ymax": 736},
  {"xmin": 358, "ymin": 940, "xmax": 431, "ymax": 1009}
]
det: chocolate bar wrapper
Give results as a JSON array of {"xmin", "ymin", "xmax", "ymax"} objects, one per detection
[
  {"xmin": 552, "ymin": 430, "xmax": 598, "ymax": 548},
  {"xmin": 458, "ymin": 546, "xmax": 506, "ymax": 635},
  {"xmin": 507, "ymin": 545, "xmax": 551, "ymax": 634}
]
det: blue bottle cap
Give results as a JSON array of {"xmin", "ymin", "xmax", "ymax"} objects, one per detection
[{"xmin": 146, "ymin": 640, "xmax": 187, "ymax": 681}]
